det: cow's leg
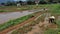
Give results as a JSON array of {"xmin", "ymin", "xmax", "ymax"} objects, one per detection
[
  {"xmin": 49, "ymin": 19, "xmax": 52, "ymax": 23},
  {"xmin": 51, "ymin": 19, "xmax": 53, "ymax": 23},
  {"xmin": 49, "ymin": 19, "xmax": 50, "ymax": 23}
]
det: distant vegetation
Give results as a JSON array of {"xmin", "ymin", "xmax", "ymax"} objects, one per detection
[
  {"xmin": 0, "ymin": 0, "xmax": 60, "ymax": 6},
  {"xmin": 0, "ymin": 4, "xmax": 44, "ymax": 12},
  {"xmin": 0, "ymin": 4, "xmax": 60, "ymax": 13}
]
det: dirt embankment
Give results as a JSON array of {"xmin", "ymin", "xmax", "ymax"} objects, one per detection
[{"xmin": 0, "ymin": 11, "xmax": 43, "ymax": 34}]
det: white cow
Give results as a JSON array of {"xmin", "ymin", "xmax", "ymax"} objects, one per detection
[
  {"xmin": 17, "ymin": 3, "xmax": 21, "ymax": 7},
  {"xmin": 49, "ymin": 16, "xmax": 56, "ymax": 24}
]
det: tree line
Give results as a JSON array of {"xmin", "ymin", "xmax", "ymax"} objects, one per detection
[{"xmin": 0, "ymin": 0, "xmax": 60, "ymax": 6}]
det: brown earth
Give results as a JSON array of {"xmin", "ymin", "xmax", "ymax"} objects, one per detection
[
  {"xmin": 0, "ymin": 11, "xmax": 43, "ymax": 34},
  {"xmin": 0, "ymin": 17, "xmax": 35, "ymax": 34},
  {"xmin": 27, "ymin": 22, "xmax": 58, "ymax": 34},
  {"xmin": 27, "ymin": 13, "xmax": 58, "ymax": 34}
]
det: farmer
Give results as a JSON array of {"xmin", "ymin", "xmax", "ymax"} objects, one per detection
[{"xmin": 49, "ymin": 16, "xmax": 56, "ymax": 24}]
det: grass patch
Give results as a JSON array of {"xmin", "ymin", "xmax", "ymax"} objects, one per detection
[
  {"xmin": 0, "ymin": 4, "xmax": 60, "ymax": 12},
  {"xmin": 0, "ymin": 5, "xmax": 41, "ymax": 12},
  {"xmin": 11, "ymin": 21, "xmax": 33, "ymax": 34},
  {"xmin": 0, "ymin": 10, "xmax": 12, "ymax": 12},
  {"xmin": 11, "ymin": 21, "xmax": 40, "ymax": 34},
  {"xmin": 44, "ymin": 28, "xmax": 58, "ymax": 34},
  {"xmin": 42, "ymin": 4, "xmax": 60, "ymax": 34},
  {"xmin": 0, "ymin": 14, "xmax": 34, "ymax": 31}
]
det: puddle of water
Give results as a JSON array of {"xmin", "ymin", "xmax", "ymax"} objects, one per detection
[{"xmin": 0, "ymin": 11, "xmax": 34, "ymax": 24}]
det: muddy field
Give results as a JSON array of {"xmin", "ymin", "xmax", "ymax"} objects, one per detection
[
  {"xmin": 0, "ymin": 11, "xmax": 34, "ymax": 24},
  {"xmin": 0, "ymin": 9, "xmax": 43, "ymax": 24}
]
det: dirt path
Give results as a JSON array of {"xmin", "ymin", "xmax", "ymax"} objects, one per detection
[
  {"xmin": 0, "ymin": 11, "xmax": 43, "ymax": 34},
  {"xmin": 27, "ymin": 21, "xmax": 57, "ymax": 34},
  {"xmin": 27, "ymin": 13, "xmax": 58, "ymax": 34},
  {"xmin": 27, "ymin": 18, "xmax": 48, "ymax": 34}
]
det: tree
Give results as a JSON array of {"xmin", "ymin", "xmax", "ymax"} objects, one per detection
[
  {"xmin": 19, "ymin": 1, "xmax": 23, "ymax": 5},
  {"xmin": 1, "ymin": 3, "xmax": 5, "ymax": 5},
  {"xmin": 27, "ymin": 0, "xmax": 33, "ymax": 5},
  {"xmin": 39, "ymin": 0, "xmax": 47, "ymax": 4},
  {"xmin": 5, "ymin": 1, "xmax": 16, "ymax": 6},
  {"xmin": 49, "ymin": 0, "xmax": 53, "ymax": 3}
]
